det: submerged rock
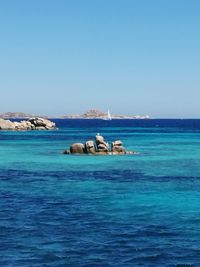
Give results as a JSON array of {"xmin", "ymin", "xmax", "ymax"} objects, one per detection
[
  {"xmin": 0, "ymin": 117, "xmax": 56, "ymax": 131},
  {"xmin": 64, "ymin": 134, "xmax": 136, "ymax": 156}
]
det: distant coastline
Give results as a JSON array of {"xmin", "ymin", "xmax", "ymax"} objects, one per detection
[
  {"xmin": 0, "ymin": 112, "xmax": 48, "ymax": 119},
  {"xmin": 0, "ymin": 109, "xmax": 150, "ymax": 120}
]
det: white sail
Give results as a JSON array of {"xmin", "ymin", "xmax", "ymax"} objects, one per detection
[
  {"xmin": 107, "ymin": 110, "xmax": 112, "ymax": 120},
  {"xmin": 102, "ymin": 109, "xmax": 112, "ymax": 120}
]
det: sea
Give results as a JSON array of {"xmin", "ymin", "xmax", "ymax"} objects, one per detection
[{"xmin": 0, "ymin": 119, "xmax": 200, "ymax": 267}]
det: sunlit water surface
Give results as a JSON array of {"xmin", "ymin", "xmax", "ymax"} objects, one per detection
[{"xmin": 1, "ymin": 119, "xmax": 200, "ymax": 267}]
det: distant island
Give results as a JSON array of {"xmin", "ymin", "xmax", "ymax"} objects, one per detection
[
  {"xmin": 60, "ymin": 109, "xmax": 150, "ymax": 119},
  {"xmin": 0, "ymin": 112, "xmax": 46, "ymax": 119},
  {"xmin": 0, "ymin": 109, "xmax": 150, "ymax": 119}
]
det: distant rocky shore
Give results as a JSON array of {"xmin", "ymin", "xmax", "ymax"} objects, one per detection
[
  {"xmin": 0, "ymin": 118, "xmax": 56, "ymax": 131},
  {"xmin": 0, "ymin": 109, "xmax": 150, "ymax": 120},
  {"xmin": 64, "ymin": 134, "xmax": 137, "ymax": 155},
  {"xmin": 0, "ymin": 112, "xmax": 47, "ymax": 119},
  {"xmin": 61, "ymin": 109, "xmax": 150, "ymax": 119}
]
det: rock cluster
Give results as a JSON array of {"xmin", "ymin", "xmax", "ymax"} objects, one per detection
[
  {"xmin": 64, "ymin": 134, "xmax": 136, "ymax": 155},
  {"xmin": 0, "ymin": 118, "xmax": 56, "ymax": 131}
]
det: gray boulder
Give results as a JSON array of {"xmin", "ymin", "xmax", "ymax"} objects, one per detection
[
  {"xmin": 95, "ymin": 134, "xmax": 109, "ymax": 152},
  {"xmin": 112, "ymin": 140, "xmax": 123, "ymax": 146},
  {"xmin": 111, "ymin": 140, "xmax": 126, "ymax": 153},
  {"xmin": 112, "ymin": 145, "xmax": 126, "ymax": 153},
  {"xmin": 95, "ymin": 134, "xmax": 106, "ymax": 145},
  {"xmin": 97, "ymin": 143, "xmax": 109, "ymax": 153},
  {"xmin": 0, "ymin": 119, "xmax": 15, "ymax": 130},
  {"xmin": 85, "ymin": 140, "xmax": 96, "ymax": 154},
  {"xmin": 13, "ymin": 120, "xmax": 32, "ymax": 130},
  {"xmin": 28, "ymin": 118, "xmax": 56, "ymax": 130},
  {"xmin": 70, "ymin": 143, "xmax": 85, "ymax": 154}
]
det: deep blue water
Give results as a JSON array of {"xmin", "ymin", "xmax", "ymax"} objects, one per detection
[{"xmin": 1, "ymin": 119, "xmax": 200, "ymax": 267}]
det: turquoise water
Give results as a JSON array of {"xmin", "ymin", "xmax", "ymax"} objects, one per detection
[{"xmin": 1, "ymin": 119, "xmax": 200, "ymax": 266}]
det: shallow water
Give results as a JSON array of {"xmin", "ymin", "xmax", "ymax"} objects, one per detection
[{"xmin": 1, "ymin": 119, "xmax": 200, "ymax": 266}]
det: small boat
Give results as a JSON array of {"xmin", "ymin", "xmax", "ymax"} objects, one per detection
[{"xmin": 103, "ymin": 110, "xmax": 112, "ymax": 120}]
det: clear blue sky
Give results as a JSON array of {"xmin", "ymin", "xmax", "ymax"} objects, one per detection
[{"xmin": 0, "ymin": 0, "xmax": 199, "ymax": 118}]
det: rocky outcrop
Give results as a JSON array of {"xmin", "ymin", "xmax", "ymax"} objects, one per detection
[
  {"xmin": 0, "ymin": 119, "xmax": 15, "ymax": 130},
  {"xmin": 0, "ymin": 118, "xmax": 56, "ymax": 131},
  {"xmin": 28, "ymin": 118, "xmax": 55, "ymax": 130},
  {"xmin": 64, "ymin": 134, "xmax": 136, "ymax": 155}
]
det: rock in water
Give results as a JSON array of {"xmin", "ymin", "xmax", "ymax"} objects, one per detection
[
  {"xmin": 85, "ymin": 140, "xmax": 96, "ymax": 154},
  {"xmin": 95, "ymin": 133, "xmax": 109, "ymax": 152},
  {"xmin": 97, "ymin": 143, "xmax": 109, "ymax": 153},
  {"xmin": 112, "ymin": 145, "xmax": 126, "ymax": 153},
  {"xmin": 0, "ymin": 117, "xmax": 56, "ymax": 131},
  {"xmin": 65, "ymin": 134, "xmax": 136, "ymax": 155},
  {"xmin": 95, "ymin": 134, "xmax": 106, "ymax": 145},
  {"xmin": 0, "ymin": 119, "xmax": 15, "ymax": 130},
  {"xmin": 28, "ymin": 118, "xmax": 56, "ymax": 130},
  {"xmin": 70, "ymin": 143, "xmax": 85, "ymax": 154},
  {"xmin": 111, "ymin": 140, "xmax": 126, "ymax": 153},
  {"xmin": 112, "ymin": 140, "xmax": 123, "ymax": 146}
]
